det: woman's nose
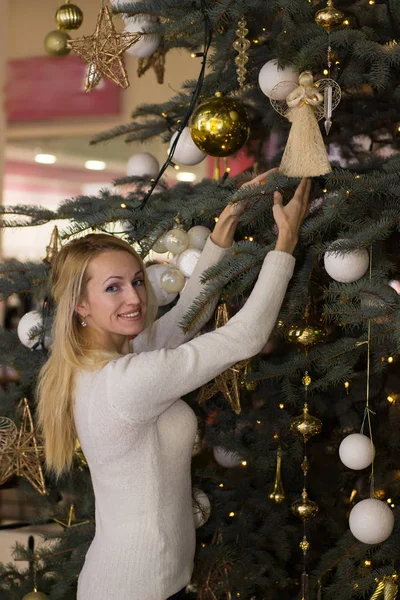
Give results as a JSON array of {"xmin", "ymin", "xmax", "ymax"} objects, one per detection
[{"xmin": 125, "ymin": 286, "xmax": 141, "ymax": 305}]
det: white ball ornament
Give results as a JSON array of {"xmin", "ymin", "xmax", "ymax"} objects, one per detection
[
  {"xmin": 164, "ymin": 229, "xmax": 190, "ymax": 255},
  {"xmin": 169, "ymin": 129, "xmax": 206, "ymax": 166},
  {"xmin": 177, "ymin": 248, "xmax": 201, "ymax": 278},
  {"xmin": 258, "ymin": 59, "xmax": 299, "ymax": 100},
  {"xmin": 17, "ymin": 311, "xmax": 51, "ymax": 349},
  {"xmin": 339, "ymin": 433, "xmax": 375, "ymax": 470},
  {"xmin": 192, "ymin": 487, "xmax": 211, "ymax": 528},
  {"xmin": 126, "ymin": 152, "xmax": 159, "ymax": 178},
  {"xmin": 188, "ymin": 225, "xmax": 211, "ymax": 250},
  {"xmin": 124, "ymin": 20, "xmax": 161, "ymax": 58},
  {"xmin": 160, "ymin": 268, "xmax": 186, "ymax": 294},
  {"xmin": 146, "ymin": 264, "xmax": 178, "ymax": 306},
  {"xmin": 389, "ymin": 280, "xmax": 400, "ymax": 295},
  {"xmin": 324, "ymin": 240, "xmax": 369, "ymax": 283},
  {"xmin": 213, "ymin": 446, "xmax": 243, "ymax": 468},
  {"xmin": 349, "ymin": 498, "xmax": 394, "ymax": 544}
]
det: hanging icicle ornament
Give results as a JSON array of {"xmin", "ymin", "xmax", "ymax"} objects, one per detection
[
  {"xmin": 369, "ymin": 575, "xmax": 399, "ymax": 600},
  {"xmin": 233, "ymin": 17, "xmax": 250, "ymax": 88},
  {"xmin": 315, "ymin": 0, "xmax": 344, "ymax": 135},
  {"xmin": 270, "ymin": 71, "xmax": 341, "ymax": 177},
  {"xmin": 269, "ymin": 446, "xmax": 286, "ymax": 503}
]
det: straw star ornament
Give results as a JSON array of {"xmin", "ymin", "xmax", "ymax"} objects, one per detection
[{"xmin": 67, "ymin": 4, "xmax": 142, "ymax": 92}]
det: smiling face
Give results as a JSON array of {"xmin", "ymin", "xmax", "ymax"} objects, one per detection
[{"xmin": 76, "ymin": 250, "xmax": 147, "ymax": 353}]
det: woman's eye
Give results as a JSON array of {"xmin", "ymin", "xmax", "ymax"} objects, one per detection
[
  {"xmin": 133, "ymin": 279, "xmax": 144, "ymax": 288},
  {"xmin": 106, "ymin": 285, "xmax": 119, "ymax": 293}
]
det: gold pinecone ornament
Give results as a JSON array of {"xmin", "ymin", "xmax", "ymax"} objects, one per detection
[{"xmin": 56, "ymin": 1, "xmax": 83, "ymax": 31}]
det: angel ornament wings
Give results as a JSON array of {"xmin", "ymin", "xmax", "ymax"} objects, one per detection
[{"xmin": 270, "ymin": 70, "xmax": 341, "ymax": 177}]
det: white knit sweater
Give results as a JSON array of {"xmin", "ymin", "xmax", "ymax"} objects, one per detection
[{"xmin": 74, "ymin": 237, "xmax": 295, "ymax": 600}]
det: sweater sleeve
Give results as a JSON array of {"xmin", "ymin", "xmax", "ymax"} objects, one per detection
[
  {"xmin": 105, "ymin": 250, "xmax": 295, "ymax": 424},
  {"xmin": 131, "ymin": 236, "xmax": 231, "ymax": 353}
]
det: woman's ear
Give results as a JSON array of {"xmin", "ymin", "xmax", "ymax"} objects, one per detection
[{"xmin": 75, "ymin": 301, "xmax": 89, "ymax": 319}]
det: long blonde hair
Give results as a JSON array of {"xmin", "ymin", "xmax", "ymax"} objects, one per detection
[{"xmin": 36, "ymin": 233, "xmax": 157, "ymax": 478}]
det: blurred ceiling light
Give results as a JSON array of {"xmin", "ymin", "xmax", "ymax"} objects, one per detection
[
  {"xmin": 85, "ymin": 160, "xmax": 106, "ymax": 171},
  {"xmin": 35, "ymin": 153, "xmax": 57, "ymax": 164},
  {"xmin": 176, "ymin": 171, "xmax": 196, "ymax": 182}
]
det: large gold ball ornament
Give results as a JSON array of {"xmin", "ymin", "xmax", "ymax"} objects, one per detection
[
  {"xmin": 56, "ymin": 2, "xmax": 83, "ymax": 31},
  {"xmin": 291, "ymin": 490, "xmax": 319, "ymax": 522},
  {"xmin": 22, "ymin": 592, "xmax": 48, "ymax": 600},
  {"xmin": 315, "ymin": 0, "xmax": 344, "ymax": 32},
  {"xmin": 189, "ymin": 92, "xmax": 250, "ymax": 157},
  {"xmin": 44, "ymin": 30, "xmax": 71, "ymax": 57},
  {"xmin": 290, "ymin": 404, "xmax": 322, "ymax": 441}
]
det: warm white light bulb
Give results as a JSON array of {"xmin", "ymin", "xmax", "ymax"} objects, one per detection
[
  {"xmin": 85, "ymin": 160, "xmax": 106, "ymax": 171},
  {"xmin": 34, "ymin": 153, "xmax": 56, "ymax": 164},
  {"xmin": 176, "ymin": 172, "xmax": 197, "ymax": 182}
]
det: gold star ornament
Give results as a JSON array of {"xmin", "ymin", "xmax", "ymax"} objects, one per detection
[
  {"xmin": 67, "ymin": 4, "xmax": 142, "ymax": 92},
  {"xmin": 198, "ymin": 303, "xmax": 251, "ymax": 415},
  {"xmin": 0, "ymin": 398, "xmax": 46, "ymax": 495}
]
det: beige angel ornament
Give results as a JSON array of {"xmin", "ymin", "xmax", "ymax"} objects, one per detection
[{"xmin": 270, "ymin": 70, "xmax": 341, "ymax": 177}]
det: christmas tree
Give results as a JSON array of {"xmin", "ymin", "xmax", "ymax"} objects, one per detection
[{"xmin": 1, "ymin": 0, "xmax": 400, "ymax": 598}]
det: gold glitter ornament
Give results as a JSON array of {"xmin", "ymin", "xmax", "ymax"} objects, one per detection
[
  {"xmin": 299, "ymin": 536, "xmax": 310, "ymax": 552},
  {"xmin": 233, "ymin": 18, "xmax": 250, "ymax": 88},
  {"xmin": 22, "ymin": 592, "xmax": 48, "ymax": 599},
  {"xmin": 67, "ymin": 5, "xmax": 142, "ymax": 91},
  {"xmin": 288, "ymin": 322, "xmax": 324, "ymax": 347},
  {"xmin": 189, "ymin": 92, "xmax": 250, "ymax": 157},
  {"xmin": 56, "ymin": 1, "xmax": 83, "ymax": 31},
  {"xmin": 44, "ymin": 30, "xmax": 71, "ymax": 57},
  {"xmin": 315, "ymin": 0, "xmax": 344, "ymax": 32},
  {"xmin": 291, "ymin": 489, "xmax": 319, "ymax": 521},
  {"xmin": 269, "ymin": 446, "xmax": 286, "ymax": 503},
  {"xmin": 290, "ymin": 404, "xmax": 322, "ymax": 441}
]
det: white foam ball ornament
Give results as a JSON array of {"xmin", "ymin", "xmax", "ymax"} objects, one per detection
[
  {"xmin": 192, "ymin": 488, "xmax": 211, "ymax": 529},
  {"xmin": 258, "ymin": 59, "xmax": 299, "ymax": 100},
  {"xmin": 164, "ymin": 229, "xmax": 190, "ymax": 255},
  {"xmin": 124, "ymin": 20, "xmax": 161, "ymax": 58},
  {"xmin": 349, "ymin": 498, "xmax": 394, "ymax": 544},
  {"xmin": 160, "ymin": 268, "xmax": 186, "ymax": 294},
  {"xmin": 324, "ymin": 240, "xmax": 369, "ymax": 283},
  {"xmin": 213, "ymin": 446, "xmax": 243, "ymax": 468},
  {"xmin": 146, "ymin": 264, "xmax": 178, "ymax": 306},
  {"xmin": 188, "ymin": 225, "xmax": 211, "ymax": 250},
  {"xmin": 177, "ymin": 248, "xmax": 201, "ymax": 278},
  {"xmin": 169, "ymin": 129, "xmax": 206, "ymax": 166},
  {"xmin": 127, "ymin": 152, "xmax": 159, "ymax": 178},
  {"xmin": 339, "ymin": 433, "xmax": 375, "ymax": 470},
  {"xmin": 17, "ymin": 311, "xmax": 51, "ymax": 349}
]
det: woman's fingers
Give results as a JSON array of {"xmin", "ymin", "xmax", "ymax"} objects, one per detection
[{"xmin": 273, "ymin": 190, "xmax": 283, "ymax": 206}]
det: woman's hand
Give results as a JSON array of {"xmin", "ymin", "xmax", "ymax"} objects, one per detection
[
  {"xmin": 210, "ymin": 168, "xmax": 279, "ymax": 248},
  {"xmin": 273, "ymin": 177, "xmax": 311, "ymax": 255}
]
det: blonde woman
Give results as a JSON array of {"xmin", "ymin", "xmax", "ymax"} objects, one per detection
[{"xmin": 37, "ymin": 171, "xmax": 310, "ymax": 600}]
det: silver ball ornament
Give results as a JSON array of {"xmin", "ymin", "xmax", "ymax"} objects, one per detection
[
  {"xmin": 152, "ymin": 234, "xmax": 168, "ymax": 254},
  {"xmin": 164, "ymin": 229, "xmax": 190, "ymax": 255},
  {"xmin": 188, "ymin": 226, "xmax": 211, "ymax": 250},
  {"xmin": 146, "ymin": 264, "xmax": 178, "ymax": 306},
  {"xmin": 160, "ymin": 268, "xmax": 186, "ymax": 294}
]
